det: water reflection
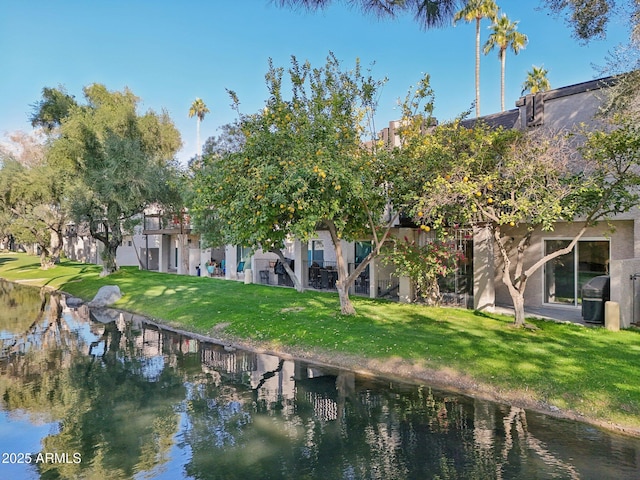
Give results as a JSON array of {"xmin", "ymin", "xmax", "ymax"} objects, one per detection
[{"xmin": 1, "ymin": 280, "xmax": 639, "ymax": 479}]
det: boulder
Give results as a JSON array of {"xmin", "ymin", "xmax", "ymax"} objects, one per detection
[
  {"xmin": 88, "ymin": 285, "xmax": 122, "ymax": 308},
  {"xmin": 65, "ymin": 296, "xmax": 85, "ymax": 308}
]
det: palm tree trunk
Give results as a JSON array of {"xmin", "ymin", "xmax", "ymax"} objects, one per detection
[
  {"xmin": 196, "ymin": 118, "xmax": 201, "ymax": 158},
  {"xmin": 475, "ymin": 18, "xmax": 481, "ymax": 117},
  {"xmin": 500, "ymin": 48, "xmax": 506, "ymax": 111}
]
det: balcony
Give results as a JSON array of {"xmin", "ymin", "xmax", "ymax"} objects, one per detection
[{"xmin": 142, "ymin": 213, "xmax": 192, "ymax": 235}]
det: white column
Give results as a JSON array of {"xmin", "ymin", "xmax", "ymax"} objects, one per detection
[
  {"xmin": 225, "ymin": 245, "xmax": 237, "ymax": 280},
  {"xmin": 369, "ymin": 257, "xmax": 378, "ymax": 299},
  {"xmin": 473, "ymin": 225, "xmax": 495, "ymax": 312},
  {"xmin": 177, "ymin": 234, "xmax": 188, "ymax": 275}
]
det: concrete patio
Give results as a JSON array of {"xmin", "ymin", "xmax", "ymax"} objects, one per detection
[{"xmin": 494, "ymin": 304, "xmax": 587, "ymax": 325}]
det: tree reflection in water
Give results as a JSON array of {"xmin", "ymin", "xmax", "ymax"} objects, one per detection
[
  {"xmin": 0, "ymin": 282, "xmax": 185, "ymax": 479},
  {"xmin": 0, "ymin": 279, "xmax": 639, "ymax": 480}
]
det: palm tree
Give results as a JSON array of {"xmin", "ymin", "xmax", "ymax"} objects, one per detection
[
  {"xmin": 483, "ymin": 13, "xmax": 528, "ymax": 111},
  {"xmin": 188, "ymin": 98, "xmax": 210, "ymax": 158},
  {"xmin": 521, "ymin": 65, "xmax": 551, "ymax": 95},
  {"xmin": 453, "ymin": 0, "xmax": 499, "ymax": 118}
]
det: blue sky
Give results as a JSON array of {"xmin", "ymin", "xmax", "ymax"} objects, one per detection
[{"xmin": 0, "ymin": 1, "xmax": 632, "ymax": 164}]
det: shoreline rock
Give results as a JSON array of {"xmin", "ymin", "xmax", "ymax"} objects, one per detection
[{"xmin": 87, "ymin": 285, "xmax": 122, "ymax": 308}]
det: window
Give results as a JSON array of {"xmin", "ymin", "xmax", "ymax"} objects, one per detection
[
  {"xmin": 354, "ymin": 241, "xmax": 372, "ymax": 265},
  {"xmin": 544, "ymin": 240, "xmax": 609, "ymax": 305},
  {"xmin": 236, "ymin": 246, "xmax": 251, "ymax": 264},
  {"xmin": 308, "ymin": 240, "xmax": 324, "ymax": 266}
]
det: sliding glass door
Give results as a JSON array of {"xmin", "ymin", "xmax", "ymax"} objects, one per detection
[{"xmin": 544, "ymin": 240, "xmax": 609, "ymax": 305}]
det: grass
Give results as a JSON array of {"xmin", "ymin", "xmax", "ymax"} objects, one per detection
[{"xmin": 2, "ymin": 252, "xmax": 640, "ymax": 433}]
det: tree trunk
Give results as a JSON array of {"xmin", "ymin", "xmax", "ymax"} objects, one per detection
[
  {"xmin": 422, "ymin": 277, "xmax": 441, "ymax": 306},
  {"xmin": 512, "ymin": 291, "xmax": 526, "ymax": 327},
  {"xmin": 336, "ymin": 282, "xmax": 356, "ymax": 315},
  {"xmin": 92, "ymin": 219, "xmax": 122, "ymax": 276},
  {"xmin": 326, "ymin": 220, "xmax": 357, "ymax": 315},
  {"xmin": 178, "ymin": 233, "xmax": 190, "ymax": 275},
  {"xmin": 196, "ymin": 118, "xmax": 201, "ymax": 159},
  {"xmin": 270, "ymin": 248, "xmax": 304, "ymax": 292},
  {"xmin": 49, "ymin": 226, "xmax": 64, "ymax": 265},
  {"xmin": 500, "ymin": 49, "xmax": 506, "ymax": 111},
  {"xmin": 39, "ymin": 245, "xmax": 54, "ymax": 270},
  {"xmin": 101, "ymin": 242, "xmax": 119, "ymax": 276},
  {"xmin": 494, "ymin": 226, "xmax": 530, "ymax": 327}
]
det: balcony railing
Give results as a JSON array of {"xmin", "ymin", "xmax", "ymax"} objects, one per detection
[{"xmin": 143, "ymin": 213, "xmax": 192, "ymax": 233}]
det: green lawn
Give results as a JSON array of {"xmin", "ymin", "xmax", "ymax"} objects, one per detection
[{"xmin": 2, "ymin": 252, "xmax": 640, "ymax": 433}]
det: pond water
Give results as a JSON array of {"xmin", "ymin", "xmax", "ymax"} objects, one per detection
[{"xmin": 1, "ymin": 280, "xmax": 639, "ymax": 480}]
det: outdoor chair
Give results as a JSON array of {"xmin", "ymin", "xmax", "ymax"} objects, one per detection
[
  {"xmin": 235, "ymin": 261, "xmax": 245, "ymax": 279},
  {"xmin": 355, "ymin": 272, "xmax": 369, "ymax": 294},
  {"xmin": 309, "ymin": 266, "xmax": 321, "ymax": 288},
  {"xmin": 320, "ymin": 269, "xmax": 330, "ymax": 289}
]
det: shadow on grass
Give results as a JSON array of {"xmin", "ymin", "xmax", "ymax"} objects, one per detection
[
  {"xmin": 333, "ymin": 298, "xmax": 640, "ymax": 423},
  {"xmin": 0, "ymin": 257, "xmax": 17, "ymax": 267}
]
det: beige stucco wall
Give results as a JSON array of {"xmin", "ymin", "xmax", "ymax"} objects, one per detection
[
  {"xmin": 610, "ymin": 257, "xmax": 640, "ymax": 328},
  {"xmin": 494, "ymin": 219, "xmax": 635, "ymax": 308},
  {"xmin": 494, "ymin": 79, "xmax": 640, "ymax": 313}
]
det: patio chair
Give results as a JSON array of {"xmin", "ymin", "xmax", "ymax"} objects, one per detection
[
  {"xmin": 309, "ymin": 266, "xmax": 321, "ymax": 288},
  {"xmin": 320, "ymin": 269, "xmax": 330, "ymax": 289}
]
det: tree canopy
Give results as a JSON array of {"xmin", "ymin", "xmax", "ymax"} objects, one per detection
[
  {"xmin": 276, "ymin": 0, "xmax": 639, "ymax": 42},
  {"xmin": 41, "ymin": 84, "xmax": 183, "ymax": 274},
  {"xmin": 521, "ymin": 65, "xmax": 551, "ymax": 95},
  {"xmin": 0, "ymin": 132, "xmax": 67, "ymax": 267},
  {"xmin": 192, "ymin": 54, "xmax": 431, "ymax": 314},
  {"xmin": 403, "ymin": 116, "xmax": 640, "ymax": 326},
  {"xmin": 29, "ymin": 86, "xmax": 77, "ymax": 132}
]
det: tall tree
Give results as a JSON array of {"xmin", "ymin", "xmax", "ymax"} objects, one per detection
[
  {"xmin": 189, "ymin": 98, "xmax": 210, "ymax": 159},
  {"xmin": 0, "ymin": 133, "xmax": 68, "ymax": 268},
  {"xmin": 483, "ymin": 13, "xmax": 528, "ymax": 111},
  {"xmin": 44, "ymin": 84, "xmax": 182, "ymax": 274},
  {"xmin": 521, "ymin": 65, "xmax": 551, "ymax": 95},
  {"xmin": 453, "ymin": 0, "xmax": 499, "ymax": 118},
  {"xmin": 408, "ymin": 119, "xmax": 640, "ymax": 327},
  {"xmin": 192, "ymin": 55, "xmax": 431, "ymax": 314}
]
